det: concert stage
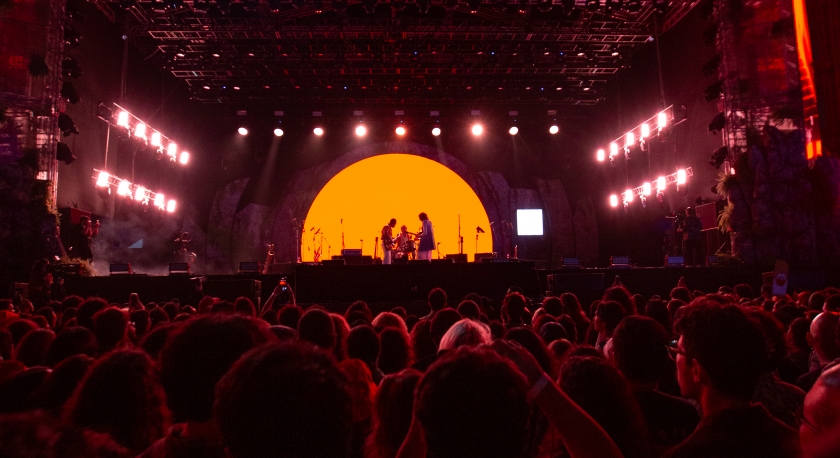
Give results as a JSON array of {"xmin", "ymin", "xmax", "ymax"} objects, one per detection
[{"xmin": 60, "ymin": 262, "xmax": 833, "ymax": 313}]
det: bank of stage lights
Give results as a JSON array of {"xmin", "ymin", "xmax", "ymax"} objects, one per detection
[
  {"xmin": 246, "ymin": 122, "xmax": 568, "ymax": 138},
  {"xmin": 113, "ymin": 104, "xmax": 190, "ymax": 166},
  {"xmin": 596, "ymin": 105, "xmax": 676, "ymax": 165},
  {"xmin": 609, "ymin": 168, "xmax": 693, "ymax": 209},
  {"xmin": 93, "ymin": 169, "xmax": 177, "ymax": 213}
]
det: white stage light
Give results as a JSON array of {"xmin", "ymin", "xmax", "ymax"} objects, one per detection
[
  {"xmin": 624, "ymin": 189, "xmax": 634, "ymax": 202},
  {"xmin": 625, "ymin": 132, "xmax": 635, "ymax": 147},
  {"xmin": 471, "ymin": 124, "xmax": 483, "ymax": 136},
  {"xmin": 151, "ymin": 132, "xmax": 161, "ymax": 147},
  {"xmin": 676, "ymin": 169, "xmax": 687, "ymax": 185},
  {"xmin": 642, "ymin": 182, "xmax": 652, "ymax": 196},
  {"xmin": 96, "ymin": 171, "xmax": 109, "ymax": 187},
  {"xmin": 657, "ymin": 112, "xmax": 668, "ymax": 130},
  {"xmin": 274, "ymin": 128, "xmax": 284, "ymax": 137},
  {"xmin": 597, "ymin": 149, "xmax": 606, "ymax": 162},
  {"xmin": 238, "ymin": 127, "xmax": 248, "ymax": 136},
  {"xmin": 432, "ymin": 126, "xmax": 441, "ymax": 136},
  {"xmin": 549, "ymin": 125, "xmax": 559, "ymax": 135},
  {"xmin": 134, "ymin": 186, "xmax": 146, "ymax": 201},
  {"xmin": 167, "ymin": 142, "xmax": 177, "ymax": 158},
  {"xmin": 395, "ymin": 126, "xmax": 406, "ymax": 136},
  {"xmin": 609, "ymin": 142, "xmax": 619, "ymax": 157},
  {"xmin": 509, "ymin": 126, "xmax": 519, "ymax": 135},
  {"xmin": 641, "ymin": 123, "xmax": 650, "ymax": 138},
  {"xmin": 179, "ymin": 152, "xmax": 189, "ymax": 164},
  {"xmin": 117, "ymin": 180, "xmax": 131, "ymax": 196},
  {"xmin": 313, "ymin": 127, "xmax": 324, "ymax": 136},
  {"xmin": 610, "ymin": 194, "xmax": 619, "ymax": 207},
  {"xmin": 154, "ymin": 194, "xmax": 165, "ymax": 208},
  {"xmin": 166, "ymin": 199, "xmax": 176, "ymax": 213},
  {"xmin": 117, "ymin": 111, "xmax": 129, "ymax": 127},
  {"xmin": 355, "ymin": 125, "xmax": 366, "ymax": 137},
  {"xmin": 135, "ymin": 123, "xmax": 147, "ymax": 139}
]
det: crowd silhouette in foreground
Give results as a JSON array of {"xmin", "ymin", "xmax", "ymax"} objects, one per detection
[{"xmin": 1, "ymin": 278, "xmax": 840, "ymax": 458}]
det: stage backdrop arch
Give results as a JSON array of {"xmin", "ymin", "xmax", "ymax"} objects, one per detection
[{"xmin": 205, "ymin": 141, "xmax": 597, "ymax": 270}]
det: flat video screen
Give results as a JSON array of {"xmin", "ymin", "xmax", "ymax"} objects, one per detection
[{"xmin": 516, "ymin": 209, "xmax": 544, "ymax": 236}]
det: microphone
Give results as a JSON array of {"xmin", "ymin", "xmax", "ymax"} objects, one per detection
[
  {"xmin": 314, "ymin": 229, "xmax": 321, "ymax": 235},
  {"xmin": 309, "ymin": 227, "xmax": 315, "ymax": 231},
  {"xmin": 476, "ymin": 226, "xmax": 485, "ymax": 233}
]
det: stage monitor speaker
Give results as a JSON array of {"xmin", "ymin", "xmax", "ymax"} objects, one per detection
[
  {"xmin": 610, "ymin": 256, "xmax": 631, "ymax": 268},
  {"xmin": 238, "ymin": 261, "xmax": 260, "ymax": 273},
  {"xmin": 322, "ymin": 259, "xmax": 346, "ymax": 266},
  {"xmin": 202, "ymin": 278, "xmax": 262, "ymax": 307},
  {"xmin": 109, "ymin": 263, "xmax": 133, "ymax": 275},
  {"xmin": 345, "ymin": 255, "xmax": 373, "ymax": 266},
  {"xmin": 169, "ymin": 262, "xmax": 191, "ymax": 275},
  {"xmin": 445, "ymin": 254, "xmax": 468, "ymax": 264},
  {"xmin": 342, "ymin": 249, "xmax": 362, "ymax": 257},
  {"xmin": 474, "ymin": 252, "xmax": 494, "ymax": 262},
  {"xmin": 409, "ymin": 259, "xmax": 430, "ymax": 264},
  {"xmin": 560, "ymin": 257, "xmax": 581, "ymax": 269},
  {"xmin": 432, "ymin": 258, "xmax": 454, "ymax": 264},
  {"xmin": 706, "ymin": 255, "xmax": 722, "ymax": 267},
  {"xmin": 665, "ymin": 255, "xmax": 685, "ymax": 267}
]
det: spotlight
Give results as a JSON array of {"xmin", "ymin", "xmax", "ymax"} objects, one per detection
[
  {"xmin": 60, "ymin": 82, "xmax": 80, "ymax": 104},
  {"xmin": 154, "ymin": 194, "xmax": 165, "ymax": 208},
  {"xmin": 167, "ymin": 142, "xmax": 177, "ymax": 158},
  {"xmin": 134, "ymin": 186, "xmax": 146, "ymax": 201},
  {"xmin": 117, "ymin": 180, "xmax": 131, "ymax": 196},
  {"xmin": 471, "ymin": 124, "xmax": 483, "ymax": 136},
  {"xmin": 708, "ymin": 112, "xmax": 726, "ymax": 134},
  {"xmin": 395, "ymin": 125, "xmax": 406, "ymax": 136},
  {"xmin": 355, "ymin": 125, "xmax": 367, "ymax": 137},
  {"xmin": 166, "ymin": 199, "xmax": 177, "ymax": 213},
  {"xmin": 625, "ymin": 132, "xmax": 635, "ymax": 147},
  {"xmin": 609, "ymin": 194, "xmax": 619, "ymax": 208},
  {"xmin": 656, "ymin": 176, "xmax": 667, "ymax": 190},
  {"xmin": 596, "ymin": 149, "xmax": 605, "ymax": 162},
  {"xmin": 56, "ymin": 142, "xmax": 77, "ymax": 165},
  {"xmin": 657, "ymin": 112, "xmax": 668, "ymax": 131},
  {"xmin": 150, "ymin": 131, "xmax": 162, "ymax": 147},
  {"xmin": 58, "ymin": 112, "xmax": 80, "ymax": 136},
  {"xmin": 642, "ymin": 182, "xmax": 651, "ymax": 196},
  {"xmin": 703, "ymin": 80, "xmax": 723, "ymax": 102},
  {"xmin": 609, "ymin": 142, "xmax": 618, "ymax": 158},
  {"xmin": 676, "ymin": 169, "xmax": 687, "ymax": 185},
  {"xmin": 549, "ymin": 125, "xmax": 559, "ymax": 135},
  {"xmin": 135, "ymin": 123, "xmax": 147, "ymax": 139},
  {"xmin": 709, "ymin": 145, "xmax": 728, "ymax": 168},
  {"xmin": 624, "ymin": 189, "xmax": 634, "ymax": 203},
  {"xmin": 179, "ymin": 152, "xmax": 189, "ymax": 164},
  {"xmin": 238, "ymin": 127, "xmax": 248, "ymax": 136},
  {"xmin": 96, "ymin": 171, "xmax": 109, "ymax": 187},
  {"xmin": 117, "ymin": 111, "xmax": 129, "ymax": 127},
  {"xmin": 313, "ymin": 127, "xmax": 324, "ymax": 136},
  {"xmin": 61, "ymin": 57, "xmax": 83, "ymax": 78},
  {"xmin": 509, "ymin": 126, "xmax": 519, "ymax": 135},
  {"xmin": 640, "ymin": 123, "xmax": 650, "ymax": 138},
  {"xmin": 274, "ymin": 128, "xmax": 284, "ymax": 137},
  {"xmin": 432, "ymin": 126, "xmax": 441, "ymax": 136}
]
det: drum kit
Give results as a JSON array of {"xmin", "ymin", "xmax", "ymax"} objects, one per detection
[{"xmin": 393, "ymin": 231, "xmax": 419, "ymax": 261}]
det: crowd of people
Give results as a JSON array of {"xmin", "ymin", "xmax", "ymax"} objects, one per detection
[{"xmin": 1, "ymin": 277, "xmax": 839, "ymax": 458}]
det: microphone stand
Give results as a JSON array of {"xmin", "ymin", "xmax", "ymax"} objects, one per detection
[
  {"xmin": 340, "ymin": 218, "xmax": 345, "ymax": 251},
  {"xmin": 458, "ymin": 213, "xmax": 463, "ymax": 254}
]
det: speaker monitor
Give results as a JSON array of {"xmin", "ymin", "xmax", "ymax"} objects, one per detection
[{"xmin": 445, "ymin": 254, "xmax": 468, "ymax": 264}]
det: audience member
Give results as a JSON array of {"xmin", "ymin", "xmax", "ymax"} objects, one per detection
[
  {"xmin": 456, "ymin": 300, "xmax": 480, "ymax": 321},
  {"xmin": 332, "ymin": 313, "xmax": 351, "ymax": 362},
  {"xmin": 594, "ymin": 300, "xmax": 626, "ymax": 356},
  {"xmin": 76, "ymin": 298, "xmax": 108, "ymax": 330},
  {"xmin": 372, "ymin": 312, "xmax": 408, "ymax": 335},
  {"xmin": 424, "ymin": 288, "xmax": 447, "ymax": 320},
  {"xmin": 366, "ymin": 369, "xmax": 421, "ymax": 458},
  {"xmin": 92, "ymin": 307, "xmax": 130, "ymax": 355},
  {"xmin": 779, "ymin": 317, "xmax": 812, "ymax": 384},
  {"xmin": 34, "ymin": 354, "xmax": 94, "ymax": 415},
  {"xmin": 298, "ymin": 308, "xmax": 337, "ymax": 351},
  {"xmin": 14, "ymin": 328, "xmax": 55, "ymax": 367},
  {"xmin": 799, "ymin": 365, "xmax": 840, "ymax": 458},
  {"xmin": 378, "ymin": 328, "xmax": 413, "ymax": 375},
  {"xmin": 502, "ymin": 292, "xmax": 529, "ymax": 329},
  {"xmin": 45, "ymin": 326, "xmax": 98, "ymax": 367},
  {"xmin": 797, "ymin": 312, "xmax": 840, "ymax": 391},
  {"xmin": 347, "ymin": 325, "xmax": 383, "ymax": 384},
  {"xmin": 438, "ymin": 318, "xmax": 491, "ymax": 352}
]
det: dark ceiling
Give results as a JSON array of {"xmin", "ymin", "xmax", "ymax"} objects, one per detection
[{"xmin": 92, "ymin": 0, "xmax": 699, "ymax": 106}]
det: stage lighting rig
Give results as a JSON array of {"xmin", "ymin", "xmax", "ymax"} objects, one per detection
[
  {"xmin": 58, "ymin": 112, "xmax": 79, "ymax": 136},
  {"xmin": 609, "ymin": 168, "xmax": 693, "ymax": 209},
  {"xmin": 62, "ymin": 57, "xmax": 83, "ymax": 79},
  {"xmin": 92, "ymin": 169, "xmax": 177, "ymax": 213},
  {"xmin": 597, "ymin": 105, "xmax": 684, "ymax": 165},
  {"xmin": 60, "ymin": 82, "xmax": 81, "ymax": 104},
  {"xmin": 98, "ymin": 103, "xmax": 190, "ymax": 166}
]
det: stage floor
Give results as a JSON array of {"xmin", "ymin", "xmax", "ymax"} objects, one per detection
[{"xmin": 60, "ymin": 263, "xmax": 832, "ymax": 311}]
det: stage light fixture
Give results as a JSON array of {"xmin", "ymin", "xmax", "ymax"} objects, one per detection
[
  {"xmin": 56, "ymin": 142, "xmax": 77, "ymax": 165},
  {"xmin": 610, "ymin": 194, "xmax": 619, "ymax": 208},
  {"xmin": 509, "ymin": 126, "xmax": 519, "ymax": 135},
  {"xmin": 396, "ymin": 125, "xmax": 406, "ymax": 136},
  {"xmin": 96, "ymin": 171, "xmax": 109, "ymax": 187},
  {"xmin": 597, "ymin": 149, "xmax": 605, "ymax": 162},
  {"xmin": 549, "ymin": 124, "xmax": 559, "ymax": 135},
  {"xmin": 238, "ymin": 127, "xmax": 248, "ymax": 136},
  {"xmin": 58, "ymin": 113, "xmax": 80, "ymax": 136},
  {"xmin": 640, "ymin": 123, "xmax": 650, "ymax": 138},
  {"xmin": 656, "ymin": 176, "xmax": 666, "ymax": 190},
  {"xmin": 710, "ymin": 145, "xmax": 728, "ymax": 168},
  {"xmin": 167, "ymin": 200, "xmax": 177, "ymax": 212},
  {"xmin": 117, "ymin": 180, "xmax": 131, "ymax": 196},
  {"xmin": 167, "ymin": 142, "xmax": 177, "ymax": 158},
  {"xmin": 151, "ymin": 131, "xmax": 161, "ymax": 147},
  {"xmin": 642, "ymin": 182, "xmax": 651, "ymax": 196},
  {"xmin": 624, "ymin": 189, "xmax": 634, "ymax": 203},
  {"xmin": 179, "ymin": 152, "xmax": 189, "ymax": 164},
  {"xmin": 676, "ymin": 169, "xmax": 687, "ymax": 185},
  {"xmin": 625, "ymin": 132, "xmax": 635, "ymax": 147},
  {"xmin": 314, "ymin": 127, "xmax": 324, "ymax": 136},
  {"xmin": 432, "ymin": 126, "xmax": 441, "ymax": 136},
  {"xmin": 154, "ymin": 194, "xmax": 165, "ymax": 208},
  {"xmin": 657, "ymin": 112, "xmax": 668, "ymax": 131},
  {"xmin": 135, "ymin": 123, "xmax": 147, "ymax": 139},
  {"xmin": 609, "ymin": 142, "xmax": 619, "ymax": 158},
  {"xmin": 708, "ymin": 112, "xmax": 726, "ymax": 134},
  {"xmin": 61, "ymin": 81, "xmax": 81, "ymax": 104},
  {"xmin": 274, "ymin": 128, "xmax": 284, "ymax": 137},
  {"xmin": 640, "ymin": 195, "xmax": 647, "ymax": 208},
  {"xmin": 355, "ymin": 125, "xmax": 367, "ymax": 137},
  {"xmin": 117, "ymin": 111, "xmax": 129, "ymax": 127},
  {"xmin": 134, "ymin": 186, "xmax": 146, "ymax": 201},
  {"xmin": 471, "ymin": 124, "xmax": 483, "ymax": 136}
]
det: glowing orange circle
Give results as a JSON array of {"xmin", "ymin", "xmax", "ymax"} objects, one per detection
[{"xmin": 303, "ymin": 154, "xmax": 492, "ymax": 261}]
